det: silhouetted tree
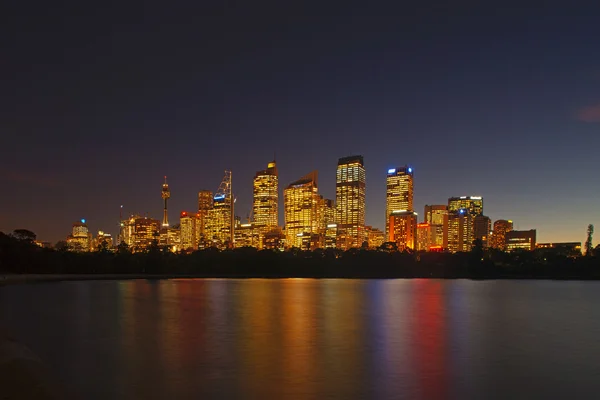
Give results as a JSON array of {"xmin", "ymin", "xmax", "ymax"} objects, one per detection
[
  {"xmin": 54, "ymin": 241, "xmax": 69, "ymax": 252},
  {"xmin": 11, "ymin": 229, "xmax": 36, "ymax": 243}
]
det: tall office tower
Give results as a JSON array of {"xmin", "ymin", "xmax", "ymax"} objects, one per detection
[
  {"xmin": 506, "ymin": 229, "xmax": 536, "ymax": 252},
  {"xmin": 161, "ymin": 176, "xmax": 170, "ymax": 227},
  {"xmin": 389, "ymin": 210, "xmax": 418, "ymax": 251},
  {"xmin": 323, "ymin": 198, "xmax": 336, "ymax": 226},
  {"xmin": 67, "ymin": 219, "xmax": 91, "ymax": 252},
  {"xmin": 448, "ymin": 196, "xmax": 483, "ymax": 216},
  {"xmin": 252, "ymin": 161, "xmax": 279, "ymax": 240},
  {"xmin": 416, "ymin": 223, "xmax": 437, "ymax": 251},
  {"xmin": 447, "ymin": 196, "xmax": 482, "ymax": 253},
  {"xmin": 132, "ymin": 217, "xmax": 161, "ymax": 252},
  {"xmin": 491, "ymin": 219, "xmax": 513, "ymax": 250},
  {"xmin": 424, "ymin": 204, "xmax": 448, "ymax": 248},
  {"xmin": 474, "ymin": 215, "xmax": 492, "ymax": 248},
  {"xmin": 119, "ymin": 215, "xmax": 139, "ymax": 247},
  {"xmin": 207, "ymin": 171, "xmax": 234, "ymax": 249},
  {"xmin": 386, "ymin": 166, "xmax": 414, "ymax": 240},
  {"xmin": 336, "ymin": 155, "xmax": 366, "ymax": 249},
  {"xmin": 284, "ymin": 171, "xmax": 319, "ymax": 248},
  {"xmin": 180, "ymin": 212, "xmax": 199, "ymax": 250},
  {"xmin": 197, "ymin": 190, "xmax": 213, "ymax": 246},
  {"xmin": 447, "ymin": 210, "xmax": 474, "ymax": 252}
]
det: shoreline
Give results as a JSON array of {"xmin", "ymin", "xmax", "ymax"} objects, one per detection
[{"xmin": 2, "ymin": 273, "xmax": 600, "ymax": 286}]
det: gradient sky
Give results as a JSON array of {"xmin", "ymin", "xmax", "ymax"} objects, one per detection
[{"xmin": 2, "ymin": 2, "xmax": 600, "ymax": 244}]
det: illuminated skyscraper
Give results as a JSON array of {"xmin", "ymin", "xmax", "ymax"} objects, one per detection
[
  {"xmin": 180, "ymin": 211, "xmax": 199, "ymax": 250},
  {"xmin": 491, "ymin": 219, "xmax": 513, "ymax": 250},
  {"xmin": 424, "ymin": 204, "xmax": 448, "ymax": 248},
  {"xmin": 474, "ymin": 215, "xmax": 492, "ymax": 248},
  {"xmin": 447, "ymin": 210, "xmax": 474, "ymax": 252},
  {"xmin": 197, "ymin": 190, "xmax": 213, "ymax": 246},
  {"xmin": 389, "ymin": 210, "xmax": 418, "ymax": 251},
  {"xmin": 416, "ymin": 223, "xmax": 436, "ymax": 251},
  {"xmin": 336, "ymin": 155, "xmax": 366, "ymax": 249},
  {"xmin": 161, "ymin": 176, "xmax": 170, "ymax": 228},
  {"xmin": 448, "ymin": 196, "xmax": 483, "ymax": 216},
  {"xmin": 132, "ymin": 217, "xmax": 160, "ymax": 252},
  {"xmin": 386, "ymin": 166, "xmax": 414, "ymax": 240},
  {"xmin": 284, "ymin": 171, "xmax": 319, "ymax": 248},
  {"xmin": 206, "ymin": 171, "xmax": 234, "ymax": 249},
  {"xmin": 252, "ymin": 161, "xmax": 278, "ymax": 240},
  {"xmin": 67, "ymin": 219, "xmax": 91, "ymax": 252}
]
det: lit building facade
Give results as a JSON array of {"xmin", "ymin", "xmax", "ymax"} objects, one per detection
[
  {"xmin": 235, "ymin": 223, "xmax": 260, "ymax": 248},
  {"xmin": 180, "ymin": 212, "xmax": 200, "ymax": 251},
  {"xmin": 474, "ymin": 215, "xmax": 492, "ymax": 248},
  {"xmin": 93, "ymin": 231, "xmax": 113, "ymax": 250},
  {"xmin": 424, "ymin": 204, "xmax": 448, "ymax": 248},
  {"xmin": 366, "ymin": 226, "xmax": 385, "ymax": 249},
  {"xmin": 197, "ymin": 190, "xmax": 213, "ymax": 246},
  {"xmin": 448, "ymin": 196, "xmax": 483, "ymax": 216},
  {"xmin": 207, "ymin": 194, "xmax": 233, "ymax": 249},
  {"xmin": 67, "ymin": 220, "xmax": 91, "ymax": 252},
  {"xmin": 447, "ymin": 210, "xmax": 474, "ymax": 252},
  {"xmin": 506, "ymin": 229, "xmax": 536, "ymax": 252},
  {"xmin": 537, "ymin": 242, "xmax": 582, "ymax": 257},
  {"xmin": 389, "ymin": 210, "xmax": 418, "ymax": 251},
  {"xmin": 263, "ymin": 228, "xmax": 286, "ymax": 251},
  {"xmin": 132, "ymin": 218, "xmax": 161, "ymax": 252},
  {"xmin": 336, "ymin": 155, "xmax": 366, "ymax": 249},
  {"xmin": 284, "ymin": 171, "xmax": 319, "ymax": 249},
  {"xmin": 325, "ymin": 224, "xmax": 338, "ymax": 249},
  {"xmin": 252, "ymin": 161, "xmax": 278, "ymax": 243},
  {"xmin": 491, "ymin": 219, "xmax": 513, "ymax": 251},
  {"xmin": 386, "ymin": 166, "xmax": 414, "ymax": 240},
  {"xmin": 416, "ymin": 223, "xmax": 436, "ymax": 251}
]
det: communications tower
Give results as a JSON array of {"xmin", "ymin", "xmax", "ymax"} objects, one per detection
[{"xmin": 161, "ymin": 176, "xmax": 170, "ymax": 228}]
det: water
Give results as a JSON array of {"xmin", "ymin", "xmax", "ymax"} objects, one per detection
[{"xmin": 1, "ymin": 279, "xmax": 600, "ymax": 399}]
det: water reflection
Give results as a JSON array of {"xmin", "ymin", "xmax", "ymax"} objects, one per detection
[{"xmin": 3, "ymin": 279, "xmax": 600, "ymax": 400}]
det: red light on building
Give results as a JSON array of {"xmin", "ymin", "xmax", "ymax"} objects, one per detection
[
  {"xmin": 180, "ymin": 211, "xmax": 188, "ymax": 217},
  {"xmin": 429, "ymin": 245, "xmax": 443, "ymax": 252}
]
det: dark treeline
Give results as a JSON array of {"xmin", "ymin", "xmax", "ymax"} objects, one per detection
[{"xmin": 2, "ymin": 230, "xmax": 600, "ymax": 280}]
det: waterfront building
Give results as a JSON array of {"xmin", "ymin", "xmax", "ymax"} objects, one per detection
[
  {"xmin": 506, "ymin": 229, "xmax": 536, "ymax": 252},
  {"xmin": 252, "ymin": 161, "xmax": 279, "ymax": 245},
  {"xmin": 424, "ymin": 204, "xmax": 448, "ymax": 248},
  {"xmin": 491, "ymin": 219, "xmax": 513, "ymax": 251},
  {"xmin": 389, "ymin": 210, "xmax": 418, "ymax": 251},
  {"xmin": 386, "ymin": 166, "xmax": 414, "ymax": 240},
  {"xmin": 447, "ymin": 210, "xmax": 474, "ymax": 252},
  {"xmin": 283, "ymin": 171, "xmax": 320, "ymax": 248},
  {"xmin": 336, "ymin": 155, "xmax": 366, "ymax": 249},
  {"xmin": 474, "ymin": 215, "xmax": 492, "ymax": 248}
]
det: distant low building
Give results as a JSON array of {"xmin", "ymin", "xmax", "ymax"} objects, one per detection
[
  {"xmin": 66, "ymin": 220, "xmax": 91, "ymax": 252},
  {"xmin": 506, "ymin": 229, "xmax": 536, "ymax": 252},
  {"xmin": 537, "ymin": 242, "xmax": 582, "ymax": 257}
]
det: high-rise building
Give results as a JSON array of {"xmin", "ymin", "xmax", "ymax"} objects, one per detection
[
  {"xmin": 234, "ymin": 223, "xmax": 260, "ymax": 248},
  {"xmin": 284, "ymin": 171, "xmax": 320, "ymax": 248},
  {"xmin": 180, "ymin": 211, "xmax": 199, "ymax": 250},
  {"xmin": 474, "ymin": 215, "xmax": 492, "ymax": 248},
  {"xmin": 263, "ymin": 227, "xmax": 286, "ymax": 251},
  {"xmin": 252, "ymin": 161, "xmax": 278, "ymax": 242},
  {"xmin": 416, "ymin": 223, "xmax": 436, "ymax": 251},
  {"xmin": 424, "ymin": 204, "xmax": 448, "ymax": 248},
  {"xmin": 206, "ymin": 171, "xmax": 234, "ymax": 249},
  {"xmin": 119, "ymin": 215, "xmax": 139, "ymax": 247},
  {"xmin": 197, "ymin": 190, "xmax": 213, "ymax": 246},
  {"xmin": 389, "ymin": 210, "xmax": 418, "ymax": 251},
  {"xmin": 93, "ymin": 230, "xmax": 113, "ymax": 251},
  {"xmin": 506, "ymin": 229, "xmax": 536, "ymax": 252},
  {"xmin": 323, "ymin": 198, "xmax": 336, "ymax": 226},
  {"xmin": 336, "ymin": 155, "xmax": 366, "ymax": 249},
  {"xmin": 67, "ymin": 219, "xmax": 91, "ymax": 252},
  {"xmin": 448, "ymin": 196, "xmax": 483, "ymax": 216},
  {"xmin": 325, "ymin": 224, "xmax": 338, "ymax": 249},
  {"xmin": 161, "ymin": 176, "xmax": 170, "ymax": 228},
  {"xmin": 447, "ymin": 196, "xmax": 482, "ymax": 253},
  {"xmin": 491, "ymin": 219, "xmax": 513, "ymax": 250},
  {"xmin": 386, "ymin": 166, "xmax": 414, "ymax": 240},
  {"xmin": 132, "ymin": 217, "xmax": 160, "ymax": 252},
  {"xmin": 447, "ymin": 210, "xmax": 474, "ymax": 252}
]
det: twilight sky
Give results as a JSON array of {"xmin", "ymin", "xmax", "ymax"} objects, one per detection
[{"xmin": 2, "ymin": 2, "xmax": 600, "ymax": 244}]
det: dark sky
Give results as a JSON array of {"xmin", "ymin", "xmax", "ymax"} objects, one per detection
[{"xmin": 2, "ymin": 1, "xmax": 600, "ymax": 244}]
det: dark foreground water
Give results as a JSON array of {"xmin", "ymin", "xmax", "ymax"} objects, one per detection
[{"xmin": 1, "ymin": 279, "xmax": 600, "ymax": 399}]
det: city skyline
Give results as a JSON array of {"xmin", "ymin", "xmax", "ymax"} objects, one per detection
[{"xmin": 2, "ymin": 4, "xmax": 600, "ymax": 244}]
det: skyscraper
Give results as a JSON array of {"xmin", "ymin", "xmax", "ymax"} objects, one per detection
[
  {"xmin": 284, "ymin": 171, "xmax": 319, "ymax": 248},
  {"xmin": 67, "ymin": 219, "xmax": 91, "ymax": 252},
  {"xmin": 491, "ymin": 219, "xmax": 513, "ymax": 250},
  {"xmin": 180, "ymin": 211, "xmax": 199, "ymax": 250},
  {"xmin": 424, "ymin": 204, "xmax": 448, "ymax": 248},
  {"xmin": 389, "ymin": 210, "xmax": 418, "ymax": 251},
  {"xmin": 252, "ymin": 161, "xmax": 278, "ymax": 239},
  {"xmin": 197, "ymin": 190, "xmax": 213, "ymax": 247},
  {"xmin": 336, "ymin": 155, "xmax": 366, "ymax": 249},
  {"xmin": 447, "ymin": 196, "xmax": 483, "ymax": 253},
  {"xmin": 416, "ymin": 223, "xmax": 435, "ymax": 251},
  {"xmin": 448, "ymin": 196, "xmax": 483, "ymax": 216},
  {"xmin": 132, "ymin": 217, "xmax": 160, "ymax": 252},
  {"xmin": 206, "ymin": 171, "xmax": 233, "ymax": 249},
  {"xmin": 386, "ymin": 166, "xmax": 414, "ymax": 240},
  {"xmin": 474, "ymin": 215, "xmax": 492, "ymax": 248}
]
